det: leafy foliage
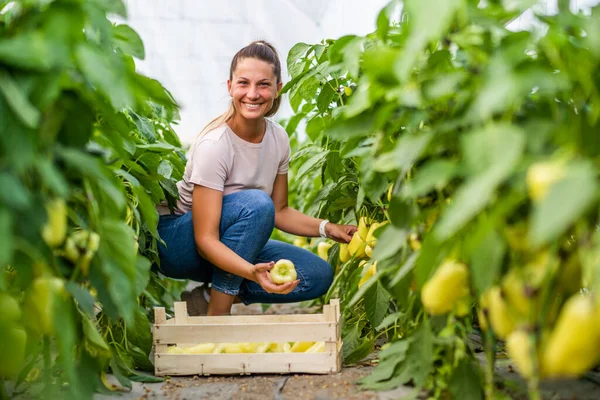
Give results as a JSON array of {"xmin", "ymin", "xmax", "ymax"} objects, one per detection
[
  {"xmin": 0, "ymin": 0, "xmax": 187, "ymax": 397},
  {"xmin": 283, "ymin": 0, "xmax": 600, "ymax": 396}
]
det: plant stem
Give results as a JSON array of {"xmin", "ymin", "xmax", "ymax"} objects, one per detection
[
  {"xmin": 43, "ymin": 336, "xmax": 51, "ymax": 389},
  {"xmin": 484, "ymin": 332, "xmax": 496, "ymax": 400},
  {"xmin": 0, "ymin": 380, "xmax": 9, "ymax": 400},
  {"xmin": 527, "ymin": 376, "xmax": 541, "ymax": 400}
]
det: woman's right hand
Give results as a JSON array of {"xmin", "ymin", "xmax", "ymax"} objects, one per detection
[{"xmin": 251, "ymin": 261, "xmax": 299, "ymax": 294}]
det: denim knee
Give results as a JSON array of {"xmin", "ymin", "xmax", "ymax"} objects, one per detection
[
  {"xmin": 240, "ymin": 189, "xmax": 275, "ymax": 227},
  {"xmin": 312, "ymin": 258, "xmax": 334, "ymax": 298}
]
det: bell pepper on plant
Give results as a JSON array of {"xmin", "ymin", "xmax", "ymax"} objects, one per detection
[
  {"xmin": 358, "ymin": 261, "xmax": 377, "ymax": 288},
  {"xmin": 484, "ymin": 286, "xmax": 517, "ymax": 340},
  {"xmin": 0, "ymin": 325, "xmax": 27, "ymax": 379},
  {"xmin": 542, "ymin": 295, "xmax": 600, "ymax": 378},
  {"xmin": 317, "ymin": 241, "xmax": 333, "ymax": 261},
  {"xmin": 0, "ymin": 292, "xmax": 21, "ymax": 324},
  {"xmin": 506, "ymin": 329, "xmax": 537, "ymax": 379},
  {"xmin": 357, "ymin": 217, "xmax": 370, "ymax": 241},
  {"xmin": 24, "ymin": 276, "xmax": 66, "ymax": 335},
  {"xmin": 421, "ymin": 260, "xmax": 469, "ymax": 316},
  {"xmin": 526, "ymin": 161, "xmax": 565, "ymax": 202},
  {"xmin": 348, "ymin": 232, "xmax": 367, "ymax": 258},
  {"xmin": 339, "ymin": 243, "xmax": 350, "ymax": 263},
  {"xmin": 40, "ymin": 198, "xmax": 67, "ymax": 248}
]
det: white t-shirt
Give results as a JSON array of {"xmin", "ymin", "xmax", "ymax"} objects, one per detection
[{"xmin": 174, "ymin": 119, "xmax": 290, "ymax": 215}]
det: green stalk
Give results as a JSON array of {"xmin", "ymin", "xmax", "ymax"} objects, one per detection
[
  {"xmin": 0, "ymin": 380, "xmax": 9, "ymax": 400},
  {"xmin": 484, "ymin": 331, "xmax": 496, "ymax": 400},
  {"xmin": 43, "ymin": 336, "xmax": 51, "ymax": 389},
  {"xmin": 527, "ymin": 332, "xmax": 542, "ymax": 400}
]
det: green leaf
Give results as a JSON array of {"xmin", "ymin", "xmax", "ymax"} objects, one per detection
[
  {"xmin": 316, "ymin": 84, "xmax": 336, "ymax": 113},
  {"xmin": 0, "ymin": 70, "xmax": 40, "ymax": 128},
  {"xmin": 530, "ymin": 161, "xmax": 599, "ymax": 247},
  {"xmin": 305, "ymin": 115, "xmax": 325, "ymax": 141},
  {"xmin": 461, "ymin": 124, "xmax": 525, "ymax": 178},
  {"xmin": 435, "ymin": 125, "xmax": 525, "ymax": 241},
  {"xmin": 57, "ymin": 147, "xmax": 106, "ymax": 180},
  {"xmin": 113, "ymin": 24, "xmax": 145, "ymax": 59},
  {"xmin": 359, "ymin": 340, "xmax": 410, "ymax": 386},
  {"xmin": 372, "ymin": 226, "xmax": 407, "ymax": 261},
  {"xmin": 344, "ymin": 337, "xmax": 374, "ymax": 365},
  {"xmin": 75, "ymin": 43, "xmax": 134, "ymax": 110},
  {"xmin": 0, "ymin": 173, "xmax": 30, "ymax": 209},
  {"xmin": 433, "ymin": 173, "xmax": 499, "ymax": 242},
  {"xmin": 375, "ymin": 311, "xmax": 404, "ymax": 331},
  {"xmin": 327, "ymin": 112, "xmax": 376, "ymax": 139},
  {"xmin": 0, "ymin": 207, "xmax": 14, "ymax": 267},
  {"xmin": 89, "ymin": 0, "xmax": 127, "ymax": 17},
  {"xmin": 0, "ymin": 32, "xmax": 56, "ymax": 70},
  {"xmin": 157, "ymin": 160, "xmax": 173, "ymax": 179},
  {"xmin": 285, "ymin": 112, "xmax": 306, "ymax": 135},
  {"xmin": 287, "ymin": 42, "xmax": 311, "ymax": 75},
  {"xmin": 81, "ymin": 312, "xmax": 110, "ymax": 351},
  {"xmin": 449, "ymin": 360, "xmax": 484, "ymax": 400},
  {"xmin": 364, "ymin": 281, "xmax": 391, "ymax": 328},
  {"xmin": 134, "ymin": 256, "xmax": 151, "ymax": 297},
  {"xmin": 296, "ymin": 151, "xmax": 328, "ymax": 180},
  {"xmin": 395, "ymin": 0, "xmax": 462, "ymax": 80},
  {"xmin": 401, "ymin": 159, "xmax": 458, "ymax": 198},
  {"xmin": 468, "ymin": 223, "xmax": 505, "ymax": 296},
  {"xmin": 128, "ymin": 373, "xmax": 164, "ymax": 383},
  {"xmin": 36, "ymin": 158, "xmax": 69, "ymax": 197},
  {"xmin": 373, "ymin": 131, "xmax": 433, "ymax": 173},
  {"xmin": 66, "ymin": 282, "xmax": 95, "ymax": 317}
]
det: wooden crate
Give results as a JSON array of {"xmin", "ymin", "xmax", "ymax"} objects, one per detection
[{"xmin": 153, "ymin": 299, "xmax": 342, "ymax": 376}]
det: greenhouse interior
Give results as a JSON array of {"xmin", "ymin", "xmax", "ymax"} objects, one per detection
[{"xmin": 1, "ymin": 0, "xmax": 600, "ymax": 399}]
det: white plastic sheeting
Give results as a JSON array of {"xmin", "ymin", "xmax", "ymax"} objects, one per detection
[
  {"xmin": 122, "ymin": 0, "xmax": 389, "ymax": 144},
  {"xmin": 122, "ymin": 0, "xmax": 600, "ymax": 144}
]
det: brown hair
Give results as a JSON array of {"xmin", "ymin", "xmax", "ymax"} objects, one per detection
[{"xmin": 199, "ymin": 40, "xmax": 283, "ymax": 136}]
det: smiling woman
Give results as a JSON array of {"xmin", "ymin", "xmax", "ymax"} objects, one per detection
[{"xmin": 156, "ymin": 41, "xmax": 357, "ymax": 316}]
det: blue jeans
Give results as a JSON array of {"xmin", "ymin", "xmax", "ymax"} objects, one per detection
[{"xmin": 157, "ymin": 189, "xmax": 334, "ymax": 305}]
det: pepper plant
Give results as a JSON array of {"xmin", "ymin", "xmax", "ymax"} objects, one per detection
[
  {"xmin": 283, "ymin": 0, "xmax": 600, "ymax": 398},
  {"xmin": 0, "ymin": 0, "xmax": 187, "ymax": 398}
]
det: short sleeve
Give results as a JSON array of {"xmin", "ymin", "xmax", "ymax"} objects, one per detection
[
  {"xmin": 188, "ymin": 139, "xmax": 230, "ymax": 191},
  {"xmin": 277, "ymin": 137, "xmax": 291, "ymax": 175}
]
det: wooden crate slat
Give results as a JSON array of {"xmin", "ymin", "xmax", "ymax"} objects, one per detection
[
  {"xmin": 155, "ymin": 352, "xmax": 338, "ymax": 376},
  {"xmin": 154, "ymin": 321, "xmax": 336, "ymax": 344},
  {"xmin": 185, "ymin": 313, "xmax": 325, "ymax": 324}
]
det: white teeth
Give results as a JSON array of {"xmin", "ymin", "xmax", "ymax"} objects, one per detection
[{"xmin": 245, "ymin": 103, "xmax": 260, "ymax": 109}]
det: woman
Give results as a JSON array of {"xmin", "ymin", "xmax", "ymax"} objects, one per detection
[{"xmin": 157, "ymin": 40, "xmax": 356, "ymax": 316}]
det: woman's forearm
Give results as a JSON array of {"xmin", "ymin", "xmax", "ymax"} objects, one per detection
[
  {"xmin": 274, "ymin": 206, "xmax": 323, "ymax": 237},
  {"xmin": 196, "ymin": 238, "xmax": 254, "ymax": 281}
]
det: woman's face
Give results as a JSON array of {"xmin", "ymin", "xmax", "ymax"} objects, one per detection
[{"xmin": 227, "ymin": 57, "xmax": 281, "ymax": 122}]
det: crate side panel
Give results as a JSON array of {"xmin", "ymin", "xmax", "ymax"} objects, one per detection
[
  {"xmin": 185, "ymin": 313, "xmax": 325, "ymax": 324},
  {"xmin": 155, "ymin": 352, "xmax": 337, "ymax": 376},
  {"xmin": 154, "ymin": 322, "xmax": 336, "ymax": 344}
]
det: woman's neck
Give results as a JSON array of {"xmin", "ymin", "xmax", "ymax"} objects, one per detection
[{"xmin": 227, "ymin": 115, "xmax": 266, "ymax": 144}]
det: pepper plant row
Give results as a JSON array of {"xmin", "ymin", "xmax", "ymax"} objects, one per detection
[
  {"xmin": 283, "ymin": 0, "xmax": 600, "ymax": 398},
  {"xmin": 0, "ymin": 1, "xmax": 187, "ymax": 398}
]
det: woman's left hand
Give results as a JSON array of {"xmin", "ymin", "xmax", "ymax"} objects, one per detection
[{"xmin": 325, "ymin": 223, "xmax": 357, "ymax": 243}]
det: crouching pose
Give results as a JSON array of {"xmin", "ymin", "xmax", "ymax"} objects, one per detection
[{"xmin": 157, "ymin": 41, "xmax": 356, "ymax": 316}]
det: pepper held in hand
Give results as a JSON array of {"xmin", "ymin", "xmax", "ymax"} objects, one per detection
[{"xmin": 270, "ymin": 259, "xmax": 297, "ymax": 284}]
